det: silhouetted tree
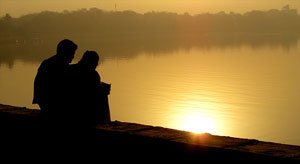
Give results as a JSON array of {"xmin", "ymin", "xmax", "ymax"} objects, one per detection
[{"xmin": 1, "ymin": 6, "xmax": 300, "ymax": 38}]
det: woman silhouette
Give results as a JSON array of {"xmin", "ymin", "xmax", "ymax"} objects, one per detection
[{"xmin": 67, "ymin": 51, "xmax": 111, "ymax": 126}]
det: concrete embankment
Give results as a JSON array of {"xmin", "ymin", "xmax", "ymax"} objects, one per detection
[{"xmin": 0, "ymin": 104, "xmax": 300, "ymax": 162}]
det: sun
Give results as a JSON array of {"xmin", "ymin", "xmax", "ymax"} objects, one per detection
[{"xmin": 180, "ymin": 115, "xmax": 215, "ymax": 134}]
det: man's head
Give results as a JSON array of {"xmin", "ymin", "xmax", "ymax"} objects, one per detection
[{"xmin": 57, "ymin": 39, "xmax": 78, "ymax": 63}]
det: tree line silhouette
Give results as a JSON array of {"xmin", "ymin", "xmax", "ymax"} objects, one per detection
[
  {"xmin": 0, "ymin": 5, "xmax": 299, "ymax": 38},
  {"xmin": 0, "ymin": 6, "xmax": 299, "ymax": 68}
]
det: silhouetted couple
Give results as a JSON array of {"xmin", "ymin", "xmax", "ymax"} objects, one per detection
[{"xmin": 32, "ymin": 39, "xmax": 111, "ymax": 128}]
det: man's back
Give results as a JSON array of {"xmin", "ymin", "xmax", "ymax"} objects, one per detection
[
  {"xmin": 33, "ymin": 55, "xmax": 70, "ymax": 116},
  {"xmin": 33, "ymin": 39, "xmax": 77, "ymax": 119}
]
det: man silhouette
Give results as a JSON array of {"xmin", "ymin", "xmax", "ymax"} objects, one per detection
[{"xmin": 32, "ymin": 39, "xmax": 78, "ymax": 119}]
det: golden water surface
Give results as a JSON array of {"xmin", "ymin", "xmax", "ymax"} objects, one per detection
[{"xmin": 1, "ymin": 41, "xmax": 300, "ymax": 145}]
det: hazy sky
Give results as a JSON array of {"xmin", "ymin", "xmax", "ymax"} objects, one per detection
[{"xmin": 1, "ymin": 0, "xmax": 300, "ymax": 17}]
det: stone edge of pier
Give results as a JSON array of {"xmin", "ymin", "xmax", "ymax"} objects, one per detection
[{"xmin": 0, "ymin": 104, "xmax": 299, "ymax": 162}]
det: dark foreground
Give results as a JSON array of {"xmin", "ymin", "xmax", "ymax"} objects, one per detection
[{"xmin": 0, "ymin": 104, "xmax": 299, "ymax": 162}]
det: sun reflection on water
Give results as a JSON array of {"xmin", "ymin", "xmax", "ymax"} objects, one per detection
[
  {"xmin": 168, "ymin": 97, "xmax": 227, "ymax": 135},
  {"xmin": 180, "ymin": 114, "xmax": 216, "ymax": 134}
]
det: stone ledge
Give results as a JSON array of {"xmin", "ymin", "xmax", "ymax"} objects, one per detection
[
  {"xmin": 0, "ymin": 104, "xmax": 299, "ymax": 162},
  {"xmin": 96, "ymin": 121, "xmax": 300, "ymax": 160}
]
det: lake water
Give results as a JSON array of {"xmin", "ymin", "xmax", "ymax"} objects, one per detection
[{"xmin": 1, "ymin": 36, "xmax": 300, "ymax": 146}]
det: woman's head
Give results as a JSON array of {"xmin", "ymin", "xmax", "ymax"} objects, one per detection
[{"xmin": 78, "ymin": 51, "xmax": 99, "ymax": 70}]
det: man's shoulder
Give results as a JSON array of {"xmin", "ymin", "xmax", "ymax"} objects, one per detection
[
  {"xmin": 45, "ymin": 54, "xmax": 60, "ymax": 63},
  {"xmin": 67, "ymin": 64, "xmax": 81, "ymax": 72},
  {"xmin": 40, "ymin": 55, "xmax": 55, "ymax": 64},
  {"xmin": 38, "ymin": 55, "xmax": 61, "ymax": 71}
]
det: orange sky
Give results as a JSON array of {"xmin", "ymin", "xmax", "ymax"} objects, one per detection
[{"xmin": 1, "ymin": 0, "xmax": 300, "ymax": 17}]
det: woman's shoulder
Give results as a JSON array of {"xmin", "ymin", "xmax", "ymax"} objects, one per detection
[
  {"xmin": 81, "ymin": 69, "xmax": 100, "ymax": 80},
  {"xmin": 92, "ymin": 70, "xmax": 101, "ymax": 80}
]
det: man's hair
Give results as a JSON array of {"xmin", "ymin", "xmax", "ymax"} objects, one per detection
[{"xmin": 56, "ymin": 39, "xmax": 78, "ymax": 54}]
